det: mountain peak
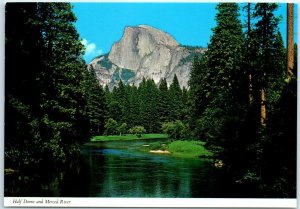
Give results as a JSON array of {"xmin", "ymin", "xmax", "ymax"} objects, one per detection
[
  {"xmin": 108, "ymin": 25, "xmax": 179, "ymax": 71},
  {"xmin": 90, "ymin": 25, "xmax": 206, "ymax": 89}
]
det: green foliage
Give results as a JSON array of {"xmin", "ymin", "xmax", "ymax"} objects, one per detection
[
  {"xmin": 189, "ymin": 3, "xmax": 247, "ymax": 161},
  {"xmin": 84, "ymin": 66, "xmax": 107, "ymax": 135},
  {"xmin": 162, "ymin": 120, "xmax": 187, "ymax": 140},
  {"xmin": 117, "ymin": 123, "xmax": 128, "ymax": 135},
  {"xmin": 91, "ymin": 134, "xmax": 168, "ymax": 141},
  {"xmin": 157, "ymin": 78, "xmax": 171, "ymax": 124},
  {"xmin": 149, "ymin": 142, "xmax": 167, "ymax": 151},
  {"xmin": 104, "ymin": 118, "xmax": 118, "ymax": 135},
  {"xmin": 5, "ymin": 3, "xmax": 107, "ymax": 170},
  {"xmin": 138, "ymin": 78, "xmax": 160, "ymax": 133},
  {"xmin": 187, "ymin": 2, "xmax": 296, "ymax": 197},
  {"xmin": 169, "ymin": 74, "xmax": 184, "ymax": 121},
  {"xmin": 129, "ymin": 126, "xmax": 146, "ymax": 138},
  {"xmin": 104, "ymin": 76, "xmax": 188, "ymax": 135},
  {"xmin": 167, "ymin": 140, "xmax": 213, "ymax": 158}
]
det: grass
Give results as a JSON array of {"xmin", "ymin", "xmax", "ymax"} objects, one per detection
[
  {"xmin": 167, "ymin": 140, "xmax": 213, "ymax": 158},
  {"xmin": 91, "ymin": 134, "xmax": 168, "ymax": 142},
  {"xmin": 138, "ymin": 139, "xmax": 213, "ymax": 158},
  {"xmin": 90, "ymin": 134, "xmax": 213, "ymax": 159}
]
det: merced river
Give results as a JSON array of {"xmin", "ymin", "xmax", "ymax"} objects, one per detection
[{"xmin": 5, "ymin": 139, "xmax": 248, "ymax": 197}]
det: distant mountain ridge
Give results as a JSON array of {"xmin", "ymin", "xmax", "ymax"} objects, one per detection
[{"xmin": 89, "ymin": 25, "xmax": 206, "ymax": 89}]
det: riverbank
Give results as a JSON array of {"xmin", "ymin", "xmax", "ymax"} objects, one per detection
[
  {"xmin": 141, "ymin": 140, "xmax": 213, "ymax": 158},
  {"xmin": 91, "ymin": 134, "xmax": 168, "ymax": 141},
  {"xmin": 90, "ymin": 134, "xmax": 213, "ymax": 159}
]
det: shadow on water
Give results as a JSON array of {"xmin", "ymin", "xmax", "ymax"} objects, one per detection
[{"xmin": 5, "ymin": 139, "xmax": 251, "ymax": 197}]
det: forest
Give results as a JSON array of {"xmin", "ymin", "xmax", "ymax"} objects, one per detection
[{"xmin": 5, "ymin": 2, "xmax": 296, "ymax": 198}]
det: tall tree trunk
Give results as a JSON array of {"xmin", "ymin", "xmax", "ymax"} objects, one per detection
[
  {"xmin": 247, "ymin": 3, "xmax": 254, "ymax": 105},
  {"xmin": 260, "ymin": 5, "xmax": 267, "ymax": 128},
  {"xmin": 287, "ymin": 3, "xmax": 294, "ymax": 76},
  {"xmin": 260, "ymin": 88, "xmax": 266, "ymax": 127}
]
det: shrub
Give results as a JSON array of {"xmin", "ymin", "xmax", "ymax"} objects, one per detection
[
  {"xmin": 117, "ymin": 123, "xmax": 127, "ymax": 135},
  {"xmin": 104, "ymin": 118, "xmax": 118, "ymax": 135},
  {"xmin": 149, "ymin": 142, "xmax": 166, "ymax": 151},
  {"xmin": 129, "ymin": 126, "xmax": 146, "ymax": 138},
  {"xmin": 162, "ymin": 120, "xmax": 187, "ymax": 139}
]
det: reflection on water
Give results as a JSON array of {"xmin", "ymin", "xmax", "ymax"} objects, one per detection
[
  {"xmin": 81, "ymin": 140, "xmax": 225, "ymax": 197},
  {"xmin": 5, "ymin": 139, "xmax": 234, "ymax": 197}
]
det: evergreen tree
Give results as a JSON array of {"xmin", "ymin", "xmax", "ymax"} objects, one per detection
[
  {"xmin": 252, "ymin": 3, "xmax": 281, "ymax": 127},
  {"xmin": 5, "ymin": 3, "xmax": 44, "ymax": 167},
  {"xmin": 5, "ymin": 3, "xmax": 105, "ymax": 169},
  {"xmin": 188, "ymin": 56, "xmax": 209, "ymax": 134},
  {"xmin": 196, "ymin": 3, "xmax": 248, "ymax": 164},
  {"xmin": 169, "ymin": 74, "xmax": 183, "ymax": 121},
  {"xmin": 245, "ymin": 3, "xmax": 296, "ymax": 197},
  {"xmin": 108, "ymin": 84, "xmax": 123, "ymax": 123},
  {"xmin": 137, "ymin": 78, "xmax": 160, "ymax": 133},
  {"xmin": 181, "ymin": 86, "xmax": 189, "ymax": 123},
  {"xmin": 35, "ymin": 3, "xmax": 90, "ymax": 163},
  {"xmin": 157, "ymin": 78, "xmax": 171, "ymax": 125},
  {"xmin": 84, "ymin": 66, "xmax": 107, "ymax": 135},
  {"xmin": 126, "ymin": 85, "xmax": 141, "ymax": 128}
]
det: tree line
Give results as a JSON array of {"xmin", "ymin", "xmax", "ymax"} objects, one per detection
[
  {"xmin": 5, "ymin": 3, "xmax": 105, "ymax": 169},
  {"xmin": 188, "ymin": 3, "xmax": 296, "ymax": 197},
  {"xmin": 102, "ymin": 75, "xmax": 189, "ymax": 140}
]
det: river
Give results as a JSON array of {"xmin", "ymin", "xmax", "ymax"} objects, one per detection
[{"xmin": 5, "ymin": 139, "xmax": 240, "ymax": 197}]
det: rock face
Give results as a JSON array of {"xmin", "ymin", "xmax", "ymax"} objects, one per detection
[{"xmin": 89, "ymin": 25, "xmax": 206, "ymax": 89}]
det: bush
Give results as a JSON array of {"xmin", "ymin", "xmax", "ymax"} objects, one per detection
[
  {"xmin": 129, "ymin": 126, "xmax": 146, "ymax": 138},
  {"xmin": 162, "ymin": 120, "xmax": 187, "ymax": 140},
  {"xmin": 104, "ymin": 118, "xmax": 118, "ymax": 135},
  {"xmin": 117, "ymin": 123, "xmax": 127, "ymax": 135},
  {"xmin": 149, "ymin": 142, "xmax": 166, "ymax": 151}
]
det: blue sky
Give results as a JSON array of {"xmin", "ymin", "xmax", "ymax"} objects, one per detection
[{"xmin": 72, "ymin": 3, "xmax": 298, "ymax": 63}]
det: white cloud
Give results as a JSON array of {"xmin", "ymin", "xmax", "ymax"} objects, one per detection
[
  {"xmin": 81, "ymin": 39, "xmax": 103, "ymax": 60},
  {"xmin": 81, "ymin": 39, "xmax": 88, "ymax": 46}
]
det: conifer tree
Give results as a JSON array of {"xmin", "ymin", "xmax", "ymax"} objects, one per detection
[
  {"xmin": 252, "ymin": 3, "xmax": 281, "ymax": 127},
  {"xmin": 84, "ymin": 66, "xmax": 107, "ymax": 135},
  {"xmin": 188, "ymin": 56, "xmax": 209, "ymax": 133},
  {"xmin": 35, "ymin": 3, "xmax": 90, "ymax": 162},
  {"xmin": 126, "ymin": 85, "xmax": 140, "ymax": 128},
  {"xmin": 5, "ymin": 3, "xmax": 105, "ymax": 168},
  {"xmin": 169, "ymin": 74, "xmax": 183, "ymax": 121},
  {"xmin": 158, "ymin": 78, "xmax": 171, "ymax": 124},
  {"xmin": 5, "ymin": 3, "xmax": 44, "ymax": 167},
  {"xmin": 197, "ymin": 3, "xmax": 247, "ymax": 163}
]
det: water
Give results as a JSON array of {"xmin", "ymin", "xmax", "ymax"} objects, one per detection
[{"xmin": 5, "ymin": 139, "xmax": 234, "ymax": 197}]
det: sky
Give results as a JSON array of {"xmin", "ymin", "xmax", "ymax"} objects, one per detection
[{"xmin": 72, "ymin": 3, "xmax": 298, "ymax": 63}]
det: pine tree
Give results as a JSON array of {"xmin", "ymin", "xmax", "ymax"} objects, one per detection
[
  {"xmin": 108, "ymin": 86, "xmax": 123, "ymax": 122},
  {"xmin": 253, "ymin": 3, "xmax": 281, "ymax": 127},
  {"xmin": 157, "ymin": 78, "xmax": 171, "ymax": 125},
  {"xmin": 188, "ymin": 56, "xmax": 210, "ymax": 134},
  {"xmin": 169, "ymin": 74, "xmax": 183, "ymax": 121},
  {"xmin": 137, "ymin": 78, "xmax": 160, "ymax": 133},
  {"xmin": 35, "ymin": 3, "xmax": 90, "ymax": 163},
  {"xmin": 181, "ymin": 86, "xmax": 189, "ymax": 123},
  {"xmin": 5, "ymin": 3, "xmax": 44, "ymax": 167},
  {"xmin": 197, "ymin": 3, "xmax": 248, "ymax": 164},
  {"xmin": 5, "ymin": 3, "xmax": 102, "ymax": 168},
  {"xmin": 84, "ymin": 66, "xmax": 107, "ymax": 135},
  {"xmin": 126, "ymin": 85, "xmax": 140, "ymax": 128}
]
